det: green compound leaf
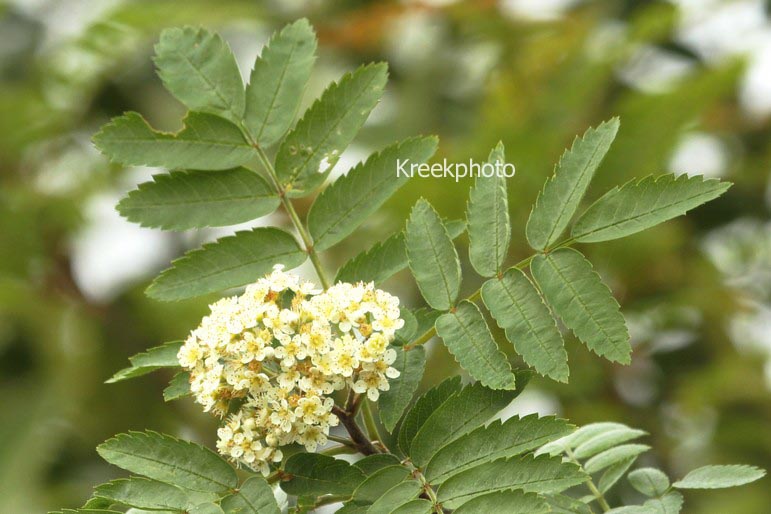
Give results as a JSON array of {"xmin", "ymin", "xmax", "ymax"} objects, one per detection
[
  {"xmin": 408, "ymin": 381, "xmax": 523, "ymax": 468},
  {"xmin": 93, "ymin": 112, "xmax": 254, "ymax": 171},
  {"xmin": 424, "ymin": 414, "xmax": 573, "ymax": 485},
  {"xmin": 309, "ymin": 136, "xmax": 438, "ymax": 251},
  {"xmin": 220, "ymin": 476, "xmax": 280, "ymax": 514},
  {"xmin": 435, "ymin": 301, "xmax": 516, "ymax": 390},
  {"xmin": 96, "ymin": 431, "xmax": 237, "ymax": 493},
  {"xmin": 453, "ymin": 490, "xmax": 551, "ymax": 514},
  {"xmin": 572, "ymin": 174, "xmax": 732, "ymax": 243},
  {"xmin": 281, "ymin": 453, "xmax": 366, "ymax": 497},
  {"xmin": 467, "ymin": 142, "xmax": 510, "ymax": 277},
  {"xmin": 154, "ymin": 27, "xmax": 244, "ymax": 124},
  {"xmin": 531, "ymin": 248, "xmax": 631, "ymax": 364},
  {"xmin": 628, "ymin": 468, "xmax": 671, "ymax": 497},
  {"xmin": 673, "ymin": 465, "xmax": 766, "ymax": 489},
  {"xmin": 398, "ymin": 376, "xmax": 463, "ymax": 456},
  {"xmin": 378, "ymin": 345, "xmax": 426, "ymax": 433},
  {"xmin": 275, "ymin": 63, "xmax": 388, "ymax": 196},
  {"xmin": 405, "ymin": 199, "xmax": 461, "ymax": 311},
  {"xmin": 117, "ymin": 168, "xmax": 279, "ymax": 231},
  {"xmin": 93, "ymin": 477, "xmax": 216, "ymax": 511},
  {"xmin": 164, "ymin": 371, "xmax": 191, "ymax": 401},
  {"xmin": 526, "ymin": 118, "xmax": 619, "ymax": 251},
  {"xmin": 584, "ymin": 444, "xmax": 651, "ymax": 474},
  {"xmin": 106, "ymin": 341, "xmax": 182, "ymax": 383},
  {"xmin": 146, "ymin": 227, "xmax": 306, "ymax": 301},
  {"xmin": 335, "ymin": 219, "xmax": 465, "ymax": 285},
  {"xmin": 244, "ymin": 19, "xmax": 317, "ymax": 147},
  {"xmin": 436, "ymin": 454, "xmax": 586, "ymax": 509},
  {"xmin": 482, "ymin": 268, "xmax": 568, "ymax": 383}
]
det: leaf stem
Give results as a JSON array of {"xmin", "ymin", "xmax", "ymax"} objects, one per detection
[
  {"xmin": 361, "ymin": 400, "xmax": 388, "ymax": 452},
  {"xmin": 332, "ymin": 405, "xmax": 380, "ymax": 456},
  {"xmin": 566, "ymin": 447, "xmax": 611, "ymax": 512},
  {"xmin": 403, "ymin": 238, "xmax": 578, "ymax": 350},
  {"xmin": 238, "ymin": 122, "xmax": 332, "ymax": 289}
]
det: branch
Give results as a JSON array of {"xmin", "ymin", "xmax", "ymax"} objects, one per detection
[{"xmin": 332, "ymin": 405, "xmax": 380, "ymax": 456}]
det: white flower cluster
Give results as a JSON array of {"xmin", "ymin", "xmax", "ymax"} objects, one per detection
[{"xmin": 177, "ymin": 265, "xmax": 403, "ymax": 474}]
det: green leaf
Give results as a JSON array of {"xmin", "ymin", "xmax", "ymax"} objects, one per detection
[
  {"xmin": 572, "ymin": 174, "xmax": 731, "ymax": 243},
  {"xmin": 537, "ymin": 422, "xmax": 628, "ymax": 456},
  {"xmin": 309, "ymin": 136, "xmax": 438, "ymax": 251},
  {"xmin": 644, "ymin": 491, "xmax": 684, "ymax": 514},
  {"xmin": 599, "ymin": 456, "xmax": 636, "ymax": 493},
  {"xmin": 353, "ymin": 454, "xmax": 401, "ymax": 476},
  {"xmin": 48, "ymin": 509, "xmax": 123, "ymax": 514},
  {"xmin": 244, "ymin": 19, "xmax": 316, "ymax": 147},
  {"xmin": 117, "ymin": 169, "xmax": 279, "ymax": 231},
  {"xmin": 335, "ymin": 219, "xmax": 465, "ymax": 284},
  {"xmin": 435, "ymin": 301, "xmax": 516, "ymax": 390},
  {"xmin": 672, "ymin": 465, "xmax": 766, "ymax": 489},
  {"xmin": 482, "ymin": 268, "xmax": 568, "ymax": 382},
  {"xmin": 93, "ymin": 112, "xmax": 254, "ymax": 171},
  {"xmin": 408, "ymin": 381, "xmax": 523, "ymax": 468},
  {"xmin": 467, "ymin": 142, "xmax": 510, "ymax": 277},
  {"xmin": 281, "ymin": 453, "xmax": 366, "ymax": 497},
  {"xmin": 80, "ymin": 497, "xmax": 115, "ymax": 509},
  {"xmin": 154, "ymin": 27, "xmax": 244, "ymax": 124},
  {"xmin": 220, "ymin": 476, "xmax": 280, "ymax": 514},
  {"xmin": 106, "ymin": 341, "xmax": 182, "ymax": 383},
  {"xmin": 351, "ymin": 465, "xmax": 411, "ymax": 504},
  {"xmin": 93, "ymin": 478, "xmax": 215, "ymax": 511},
  {"xmin": 275, "ymin": 63, "xmax": 388, "ymax": 195},
  {"xmin": 190, "ymin": 504, "xmax": 225, "ymax": 514},
  {"xmin": 147, "ymin": 227, "xmax": 306, "ymax": 301},
  {"xmin": 436, "ymin": 455, "xmax": 586, "ymax": 509},
  {"xmin": 394, "ymin": 308, "xmax": 418, "ymax": 345},
  {"xmin": 453, "ymin": 490, "xmax": 550, "ymax": 514},
  {"xmin": 406, "ymin": 199, "xmax": 461, "ymax": 310},
  {"xmin": 337, "ymin": 503, "xmax": 368, "ymax": 514},
  {"xmin": 413, "ymin": 307, "xmax": 444, "ymax": 337},
  {"xmin": 424, "ymin": 414, "xmax": 573, "ymax": 484},
  {"xmin": 609, "ymin": 492, "xmax": 684, "ymax": 514},
  {"xmin": 366, "ymin": 480, "xmax": 422, "ymax": 514},
  {"xmin": 628, "ymin": 468, "xmax": 671, "ymax": 497},
  {"xmin": 164, "ymin": 371, "xmax": 191, "ymax": 401},
  {"xmin": 526, "ymin": 118, "xmax": 619, "ymax": 250},
  {"xmin": 96, "ymin": 431, "xmax": 237, "ymax": 493},
  {"xmin": 390, "ymin": 499, "xmax": 432, "ymax": 514},
  {"xmin": 531, "ymin": 248, "xmax": 631, "ymax": 364},
  {"xmin": 584, "ymin": 444, "xmax": 650, "ymax": 474},
  {"xmin": 378, "ymin": 346, "xmax": 426, "ymax": 432},
  {"xmin": 547, "ymin": 494, "xmax": 595, "ymax": 514},
  {"xmin": 573, "ymin": 427, "xmax": 647, "ymax": 459},
  {"xmin": 398, "ymin": 376, "xmax": 462, "ymax": 456}
]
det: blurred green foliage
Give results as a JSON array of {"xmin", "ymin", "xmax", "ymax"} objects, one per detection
[{"xmin": 1, "ymin": 0, "xmax": 769, "ymax": 512}]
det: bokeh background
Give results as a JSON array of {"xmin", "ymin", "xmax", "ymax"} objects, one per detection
[{"xmin": 1, "ymin": 0, "xmax": 770, "ymax": 512}]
